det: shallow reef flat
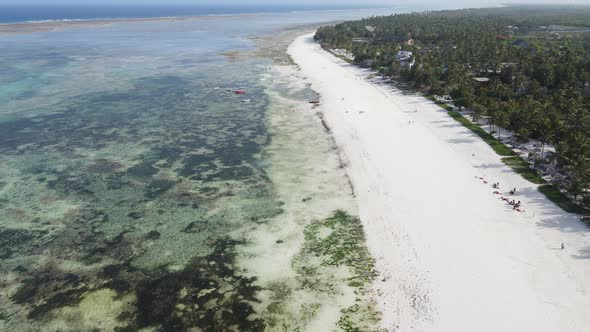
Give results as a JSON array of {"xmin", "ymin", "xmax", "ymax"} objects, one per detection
[
  {"xmin": 0, "ymin": 20, "xmax": 380, "ymax": 331},
  {"xmin": 0, "ymin": 59, "xmax": 281, "ymax": 330}
]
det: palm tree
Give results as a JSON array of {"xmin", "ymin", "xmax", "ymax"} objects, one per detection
[
  {"xmin": 513, "ymin": 72, "xmax": 527, "ymax": 96},
  {"xmin": 471, "ymin": 102, "xmax": 485, "ymax": 124},
  {"xmin": 565, "ymin": 155, "xmax": 590, "ymax": 201},
  {"xmin": 486, "ymin": 100, "xmax": 499, "ymax": 133},
  {"xmin": 550, "ymin": 142, "xmax": 570, "ymax": 170},
  {"xmin": 536, "ymin": 99, "xmax": 556, "ymax": 160},
  {"xmin": 497, "ymin": 84, "xmax": 513, "ymax": 101},
  {"xmin": 495, "ymin": 106, "xmax": 510, "ymax": 140},
  {"xmin": 570, "ymin": 133, "xmax": 590, "ymax": 159}
]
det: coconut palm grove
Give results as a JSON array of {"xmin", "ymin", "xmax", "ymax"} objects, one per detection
[{"xmin": 315, "ymin": 5, "xmax": 590, "ymax": 216}]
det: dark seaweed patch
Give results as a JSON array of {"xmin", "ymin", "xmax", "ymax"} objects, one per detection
[
  {"xmin": 129, "ymin": 238, "xmax": 264, "ymax": 331},
  {"xmin": 0, "ymin": 228, "xmax": 48, "ymax": 259},
  {"xmin": 0, "ymin": 229, "xmax": 34, "ymax": 259},
  {"xmin": 0, "ymin": 117, "xmax": 44, "ymax": 151},
  {"xmin": 46, "ymin": 171, "xmax": 94, "ymax": 196},
  {"xmin": 127, "ymin": 211, "xmax": 144, "ymax": 220},
  {"xmin": 177, "ymin": 154, "xmax": 217, "ymax": 177},
  {"xmin": 144, "ymin": 179, "xmax": 175, "ymax": 199},
  {"xmin": 181, "ymin": 221, "xmax": 208, "ymax": 234},
  {"xmin": 87, "ymin": 158, "xmax": 124, "ymax": 173},
  {"xmin": 145, "ymin": 231, "xmax": 160, "ymax": 240},
  {"xmin": 43, "ymin": 210, "xmax": 131, "ymax": 264},
  {"xmin": 28, "ymin": 288, "xmax": 85, "ymax": 320},
  {"xmin": 127, "ymin": 160, "xmax": 159, "ymax": 178},
  {"xmin": 105, "ymin": 173, "xmax": 132, "ymax": 190},
  {"xmin": 0, "ymin": 198, "xmax": 9, "ymax": 209},
  {"xmin": 11, "ymin": 271, "xmax": 87, "ymax": 319},
  {"xmin": 154, "ymin": 146, "xmax": 184, "ymax": 168}
]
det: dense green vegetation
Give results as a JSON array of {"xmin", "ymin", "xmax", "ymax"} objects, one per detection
[
  {"xmin": 315, "ymin": 5, "xmax": 590, "ymax": 213},
  {"xmin": 502, "ymin": 156, "xmax": 546, "ymax": 184},
  {"xmin": 447, "ymin": 110, "xmax": 515, "ymax": 156},
  {"xmin": 539, "ymin": 184, "xmax": 587, "ymax": 213}
]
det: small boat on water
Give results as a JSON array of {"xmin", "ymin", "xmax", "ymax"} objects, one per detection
[{"xmin": 235, "ymin": 89, "xmax": 246, "ymax": 94}]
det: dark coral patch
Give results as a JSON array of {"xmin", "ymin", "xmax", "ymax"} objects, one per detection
[
  {"xmin": 114, "ymin": 239, "xmax": 266, "ymax": 331},
  {"xmin": 0, "ymin": 228, "xmax": 49, "ymax": 259},
  {"xmin": 126, "ymin": 160, "xmax": 159, "ymax": 178},
  {"xmin": 11, "ymin": 271, "xmax": 87, "ymax": 319},
  {"xmin": 87, "ymin": 158, "xmax": 124, "ymax": 173},
  {"xmin": 144, "ymin": 179, "xmax": 175, "ymax": 199}
]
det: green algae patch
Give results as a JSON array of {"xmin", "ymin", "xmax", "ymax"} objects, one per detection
[
  {"xmin": 337, "ymin": 303, "xmax": 383, "ymax": 332},
  {"xmin": 292, "ymin": 210, "xmax": 381, "ymax": 331},
  {"xmin": 302, "ymin": 210, "xmax": 377, "ymax": 286}
]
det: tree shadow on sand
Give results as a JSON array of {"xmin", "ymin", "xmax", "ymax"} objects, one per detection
[
  {"xmin": 506, "ymin": 186, "xmax": 589, "ymax": 257},
  {"xmin": 572, "ymin": 246, "xmax": 590, "ymax": 259}
]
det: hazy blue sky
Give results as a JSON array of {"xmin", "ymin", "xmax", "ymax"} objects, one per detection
[
  {"xmin": 2, "ymin": 0, "xmax": 590, "ymax": 5},
  {"xmin": 0, "ymin": 0, "xmax": 392, "ymax": 5}
]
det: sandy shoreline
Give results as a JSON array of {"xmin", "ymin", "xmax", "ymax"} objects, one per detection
[{"xmin": 288, "ymin": 33, "xmax": 590, "ymax": 331}]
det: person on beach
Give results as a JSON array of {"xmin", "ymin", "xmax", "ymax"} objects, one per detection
[{"xmin": 561, "ymin": 243, "xmax": 565, "ymax": 250}]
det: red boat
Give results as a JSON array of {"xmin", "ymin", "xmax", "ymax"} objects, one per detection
[{"xmin": 235, "ymin": 89, "xmax": 246, "ymax": 94}]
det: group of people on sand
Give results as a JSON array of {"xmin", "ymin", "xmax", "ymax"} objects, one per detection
[
  {"xmin": 507, "ymin": 199, "xmax": 522, "ymax": 210},
  {"xmin": 499, "ymin": 186, "xmax": 522, "ymax": 210},
  {"xmin": 484, "ymin": 177, "xmax": 566, "ymax": 249},
  {"xmin": 488, "ymin": 181, "xmax": 524, "ymax": 212}
]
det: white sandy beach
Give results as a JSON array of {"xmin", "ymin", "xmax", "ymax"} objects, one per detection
[{"xmin": 288, "ymin": 34, "xmax": 590, "ymax": 331}]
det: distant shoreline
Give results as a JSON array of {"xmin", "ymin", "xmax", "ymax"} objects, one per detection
[
  {"xmin": 0, "ymin": 7, "xmax": 394, "ymax": 35},
  {"xmin": 0, "ymin": 6, "xmax": 394, "ymax": 26}
]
